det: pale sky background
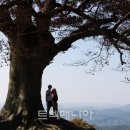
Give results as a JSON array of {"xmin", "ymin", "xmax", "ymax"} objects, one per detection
[{"xmin": 0, "ymin": 38, "xmax": 130, "ymax": 107}]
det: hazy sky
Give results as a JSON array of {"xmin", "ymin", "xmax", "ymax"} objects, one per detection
[{"xmin": 0, "ymin": 39, "xmax": 130, "ymax": 107}]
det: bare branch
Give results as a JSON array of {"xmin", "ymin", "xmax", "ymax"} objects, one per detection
[
  {"xmin": 117, "ymin": 45, "xmax": 130, "ymax": 50},
  {"xmin": 101, "ymin": 28, "xmax": 130, "ymax": 49},
  {"xmin": 94, "ymin": 0, "xmax": 103, "ymax": 17},
  {"xmin": 60, "ymin": 6, "xmax": 95, "ymax": 22},
  {"xmin": 120, "ymin": 27, "xmax": 130, "ymax": 37},
  {"xmin": 113, "ymin": 11, "xmax": 130, "ymax": 30},
  {"xmin": 51, "ymin": 5, "xmax": 117, "ymax": 26},
  {"xmin": 63, "ymin": 0, "xmax": 69, "ymax": 6},
  {"xmin": 113, "ymin": 43, "xmax": 126, "ymax": 65}
]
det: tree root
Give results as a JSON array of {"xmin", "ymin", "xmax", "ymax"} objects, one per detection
[
  {"xmin": 0, "ymin": 109, "xmax": 95, "ymax": 130},
  {"xmin": 0, "ymin": 109, "xmax": 23, "ymax": 130}
]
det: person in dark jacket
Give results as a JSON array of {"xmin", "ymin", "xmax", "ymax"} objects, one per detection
[{"xmin": 46, "ymin": 85, "xmax": 52, "ymax": 118}]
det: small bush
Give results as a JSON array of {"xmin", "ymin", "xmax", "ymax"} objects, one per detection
[{"xmin": 71, "ymin": 118, "xmax": 93, "ymax": 129}]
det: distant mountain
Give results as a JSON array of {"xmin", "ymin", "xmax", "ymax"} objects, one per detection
[
  {"xmin": 121, "ymin": 104, "xmax": 130, "ymax": 111},
  {"xmin": 96, "ymin": 125, "xmax": 130, "ymax": 130},
  {"xmin": 85, "ymin": 106, "xmax": 130, "ymax": 127},
  {"xmin": 58, "ymin": 103, "xmax": 130, "ymax": 128}
]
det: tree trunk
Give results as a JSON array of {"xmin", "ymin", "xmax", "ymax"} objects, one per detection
[{"xmin": 0, "ymin": 30, "xmax": 55, "ymax": 121}]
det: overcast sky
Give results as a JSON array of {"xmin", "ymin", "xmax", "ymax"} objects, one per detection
[{"xmin": 0, "ymin": 39, "xmax": 130, "ymax": 107}]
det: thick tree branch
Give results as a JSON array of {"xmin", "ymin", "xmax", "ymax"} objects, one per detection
[
  {"xmin": 0, "ymin": 1, "xmax": 15, "ymax": 9},
  {"xmin": 56, "ymin": 28, "xmax": 102, "ymax": 52},
  {"xmin": 97, "ymin": 16, "xmax": 118, "ymax": 25},
  {"xmin": 100, "ymin": 27, "xmax": 130, "ymax": 48},
  {"xmin": 53, "ymin": 13, "xmax": 118, "ymax": 53},
  {"xmin": 66, "ymin": 6, "xmax": 95, "ymax": 22},
  {"xmin": 113, "ymin": 11, "xmax": 130, "ymax": 30},
  {"xmin": 63, "ymin": 0, "xmax": 69, "ymax": 6},
  {"xmin": 0, "ymin": 4, "xmax": 14, "ymax": 35},
  {"xmin": 0, "ymin": 0, "xmax": 33, "ymax": 9},
  {"xmin": 110, "ymin": 39, "xmax": 126, "ymax": 65},
  {"xmin": 49, "ymin": 3, "xmax": 93, "ymax": 20},
  {"xmin": 120, "ymin": 27, "xmax": 130, "ymax": 37},
  {"xmin": 0, "ymin": 0, "xmax": 35, "ymax": 34},
  {"xmin": 113, "ymin": 32, "xmax": 130, "ymax": 48},
  {"xmin": 42, "ymin": 0, "xmax": 61, "ymax": 13},
  {"xmin": 35, "ymin": 0, "xmax": 43, "ymax": 11},
  {"xmin": 78, "ymin": 0, "xmax": 90, "ymax": 10},
  {"xmin": 100, "ymin": 28, "xmax": 130, "ymax": 65},
  {"xmin": 51, "ymin": 5, "xmax": 117, "ymax": 27},
  {"xmin": 56, "ymin": 23, "xmax": 130, "ymax": 55},
  {"xmin": 117, "ymin": 44, "xmax": 130, "ymax": 50}
]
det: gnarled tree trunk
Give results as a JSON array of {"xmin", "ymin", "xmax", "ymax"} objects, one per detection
[
  {"xmin": 0, "ymin": 28, "xmax": 55, "ymax": 121},
  {"xmin": 0, "ymin": 1, "xmax": 58, "ymax": 121}
]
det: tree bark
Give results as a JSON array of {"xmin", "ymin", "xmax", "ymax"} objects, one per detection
[{"xmin": 0, "ymin": 29, "xmax": 55, "ymax": 121}]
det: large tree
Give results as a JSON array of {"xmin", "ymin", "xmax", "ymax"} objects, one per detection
[{"xmin": 0, "ymin": 0, "xmax": 130, "ymax": 126}]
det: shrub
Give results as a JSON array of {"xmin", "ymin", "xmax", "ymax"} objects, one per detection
[{"xmin": 71, "ymin": 118, "xmax": 94, "ymax": 129}]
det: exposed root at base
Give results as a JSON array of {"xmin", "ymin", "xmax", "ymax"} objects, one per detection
[
  {"xmin": 0, "ymin": 110, "xmax": 96, "ymax": 130},
  {"xmin": 0, "ymin": 109, "xmax": 23, "ymax": 130}
]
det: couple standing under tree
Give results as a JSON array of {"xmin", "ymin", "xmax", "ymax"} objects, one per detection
[{"xmin": 46, "ymin": 85, "xmax": 59, "ymax": 119}]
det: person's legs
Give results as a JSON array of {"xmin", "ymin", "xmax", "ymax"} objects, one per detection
[
  {"xmin": 55, "ymin": 102, "xmax": 60, "ymax": 119},
  {"xmin": 52, "ymin": 101, "xmax": 56, "ymax": 115},
  {"xmin": 47, "ymin": 101, "xmax": 49, "ymax": 118},
  {"xmin": 53, "ymin": 102, "xmax": 59, "ymax": 116},
  {"xmin": 47, "ymin": 101, "xmax": 52, "ymax": 118},
  {"xmin": 55, "ymin": 102, "xmax": 58, "ymax": 111}
]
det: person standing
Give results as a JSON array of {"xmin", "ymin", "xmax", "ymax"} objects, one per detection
[
  {"xmin": 51, "ymin": 88, "xmax": 58, "ymax": 116},
  {"xmin": 46, "ymin": 85, "xmax": 52, "ymax": 119}
]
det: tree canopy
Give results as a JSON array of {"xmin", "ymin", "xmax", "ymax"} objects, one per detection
[{"xmin": 0, "ymin": 0, "xmax": 130, "ymax": 70}]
